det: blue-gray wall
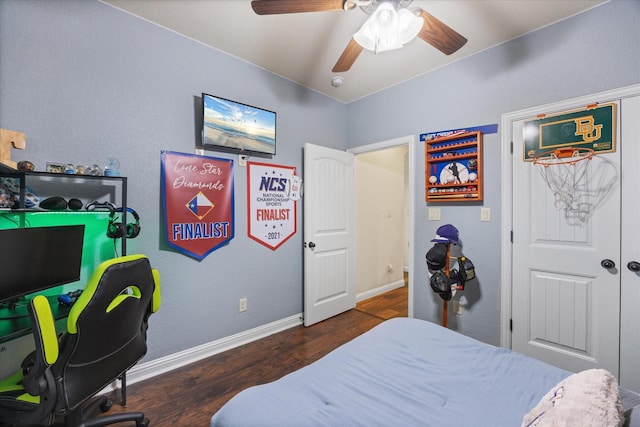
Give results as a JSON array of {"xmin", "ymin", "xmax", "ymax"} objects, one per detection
[
  {"xmin": 0, "ymin": 0, "xmax": 347, "ymax": 361},
  {"xmin": 347, "ymin": 0, "xmax": 640, "ymax": 345},
  {"xmin": 0, "ymin": 0, "xmax": 638, "ymax": 364}
]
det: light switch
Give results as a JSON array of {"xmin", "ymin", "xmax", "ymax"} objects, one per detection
[
  {"xmin": 428, "ymin": 207, "xmax": 441, "ymax": 221},
  {"xmin": 481, "ymin": 207, "xmax": 491, "ymax": 222}
]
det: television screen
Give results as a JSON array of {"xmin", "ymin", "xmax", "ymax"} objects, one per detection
[
  {"xmin": 0, "ymin": 225, "xmax": 85, "ymax": 304},
  {"xmin": 199, "ymin": 93, "xmax": 276, "ymax": 157}
]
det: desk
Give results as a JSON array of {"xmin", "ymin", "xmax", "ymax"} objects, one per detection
[{"xmin": 0, "ymin": 295, "xmax": 71, "ymax": 344}]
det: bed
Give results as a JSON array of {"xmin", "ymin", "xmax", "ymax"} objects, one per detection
[{"xmin": 210, "ymin": 317, "xmax": 640, "ymax": 427}]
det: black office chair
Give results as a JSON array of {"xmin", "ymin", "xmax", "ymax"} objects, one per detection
[{"xmin": 0, "ymin": 254, "xmax": 161, "ymax": 426}]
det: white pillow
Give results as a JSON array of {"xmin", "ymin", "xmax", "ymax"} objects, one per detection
[{"xmin": 521, "ymin": 369, "xmax": 624, "ymax": 427}]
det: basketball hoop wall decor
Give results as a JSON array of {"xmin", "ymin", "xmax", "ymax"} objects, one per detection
[
  {"xmin": 524, "ymin": 102, "xmax": 618, "ymax": 223},
  {"xmin": 523, "ymin": 103, "xmax": 616, "ymax": 161},
  {"xmin": 533, "ymin": 148, "xmax": 594, "ymax": 212}
]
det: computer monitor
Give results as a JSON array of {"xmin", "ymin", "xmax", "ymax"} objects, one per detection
[{"xmin": 0, "ymin": 225, "xmax": 85, "ymax": 308}]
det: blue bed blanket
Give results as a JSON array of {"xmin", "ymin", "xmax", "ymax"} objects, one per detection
[{"xmin": 211, "ymin": 317, "xmax": 640, "ymax": 427}]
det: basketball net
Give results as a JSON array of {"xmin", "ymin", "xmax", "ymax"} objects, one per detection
[{"xmin": 533, "ymin": 148, "xmax": 594, "ymax": 214}]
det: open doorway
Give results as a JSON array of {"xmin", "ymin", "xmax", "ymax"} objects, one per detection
[{"xmin": 349, "ymin": 135, "xmax": 414, "ymax": 319}]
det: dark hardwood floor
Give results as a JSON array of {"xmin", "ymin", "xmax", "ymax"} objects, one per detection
[
  {"xmin": 355, "ymin": 284, "xmax": 408, "ymax": 320},
  {"xmin": 105, "ymin": 285, "xmax": 408, "ymax": 426}
]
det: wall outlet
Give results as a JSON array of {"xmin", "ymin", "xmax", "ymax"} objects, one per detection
[
  {"xmin": 239, "ymin": 298, "xmax": 248, "ymax": 312},
  {"xmin": 387, "ymin": 264, "xmax": 393, "ymax": 273}
]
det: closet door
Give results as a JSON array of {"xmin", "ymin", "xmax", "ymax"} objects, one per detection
[
  {"xmin": 511, "ymin": 101, "xmax": 622, "ymax": 376},
  {"xmin": 620, "ymin": 95, "xmax": 640, "ymax": 392}
]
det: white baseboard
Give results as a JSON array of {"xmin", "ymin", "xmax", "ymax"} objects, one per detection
[
  {"xmin": 356, "ymin": 279, "xmax": 405, "ymax": 303},
  {"xmin": 123, "ymin": 314, "xmax": 303, "ymax": 387}
]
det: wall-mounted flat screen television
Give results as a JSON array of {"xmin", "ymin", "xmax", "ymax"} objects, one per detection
[{"xmin": 199, "ymin": 93, "xmax": 276, "ymax": 158}]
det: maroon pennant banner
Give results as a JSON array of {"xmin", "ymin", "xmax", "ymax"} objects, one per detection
[{"xmin": 161, "ymin": 151, "xmax": 234, "ymax": 260}]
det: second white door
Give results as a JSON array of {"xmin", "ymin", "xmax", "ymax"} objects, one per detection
[{"xmin": 511, "ymin": 101, "xmax": 622, "ymax": 375}]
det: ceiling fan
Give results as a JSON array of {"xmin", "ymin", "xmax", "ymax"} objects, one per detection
[{"xmin": 250, "ymin": 0, "xmax": 467, "ymax": 73}]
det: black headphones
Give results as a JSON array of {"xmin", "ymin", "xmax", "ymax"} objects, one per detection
[{"xmin": 107, "ymin": 207, "xmax": 141, "ymax": 239}]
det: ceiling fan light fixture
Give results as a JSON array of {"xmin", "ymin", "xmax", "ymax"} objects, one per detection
[
  {"xmin": 396, "ymin": 8, "xmax": 422, "ymax": 45},
  {"xmin": 354, "ymin": 2, "xmax": 422, "ymax": 53},
  {"xmin": 369, "ymin": 3, "xmax": 398, "ymax": 38}
]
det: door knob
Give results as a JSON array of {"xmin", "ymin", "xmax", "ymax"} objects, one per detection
[
  {"xmin": 601, "ymin": 259, "xmax": 616, "ymax": 269},
  {"xmin": 628, "ymin": 261, "xmax": 640, "ymax": 272},
  {"xmin": 308, "ymin": 242, "xmax": 316, "ymax": 250}
]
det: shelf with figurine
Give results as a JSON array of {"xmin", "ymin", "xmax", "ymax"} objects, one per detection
[{"xmin": 424, "ymin": 131, "xmax": 483, "ymax": 202}]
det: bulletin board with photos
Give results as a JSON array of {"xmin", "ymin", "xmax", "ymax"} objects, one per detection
[{"xmin": 425, "ymin": 131, "xmax": 483, "ymax": 202}]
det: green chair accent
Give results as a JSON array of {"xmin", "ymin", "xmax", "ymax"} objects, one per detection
[{"xmin": 0, "ymin": 254, "xmax": 160, "ymax": 426}]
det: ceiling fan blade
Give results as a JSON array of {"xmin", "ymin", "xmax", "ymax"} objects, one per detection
[
  {"xmin": 417, "ymin": 9, "xmax": 467, "ymax": 55},
  {"xmin": 333, "ymin": 38, "xmax": 364, "ymax": 72},
  {"xmin": 251, "ymin": 0, "xmax": 349, "ymax": 15}
]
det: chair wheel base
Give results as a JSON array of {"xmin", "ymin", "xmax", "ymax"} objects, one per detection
[{"xmin": 99, "ymin": 398, "xmax": 113, "ymax": 413}]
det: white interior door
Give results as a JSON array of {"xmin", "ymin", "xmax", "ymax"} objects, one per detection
[
  {"xmin": 303, "ymin": 143, "xmax": 355, "ymax": 326},
  {"xmin": 511, "ymin": 102, "xmax": 622, "ymax": 375},
  {"xmin": 620, "ymin": 95, "xmax": 640, "ymax": 392}
]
